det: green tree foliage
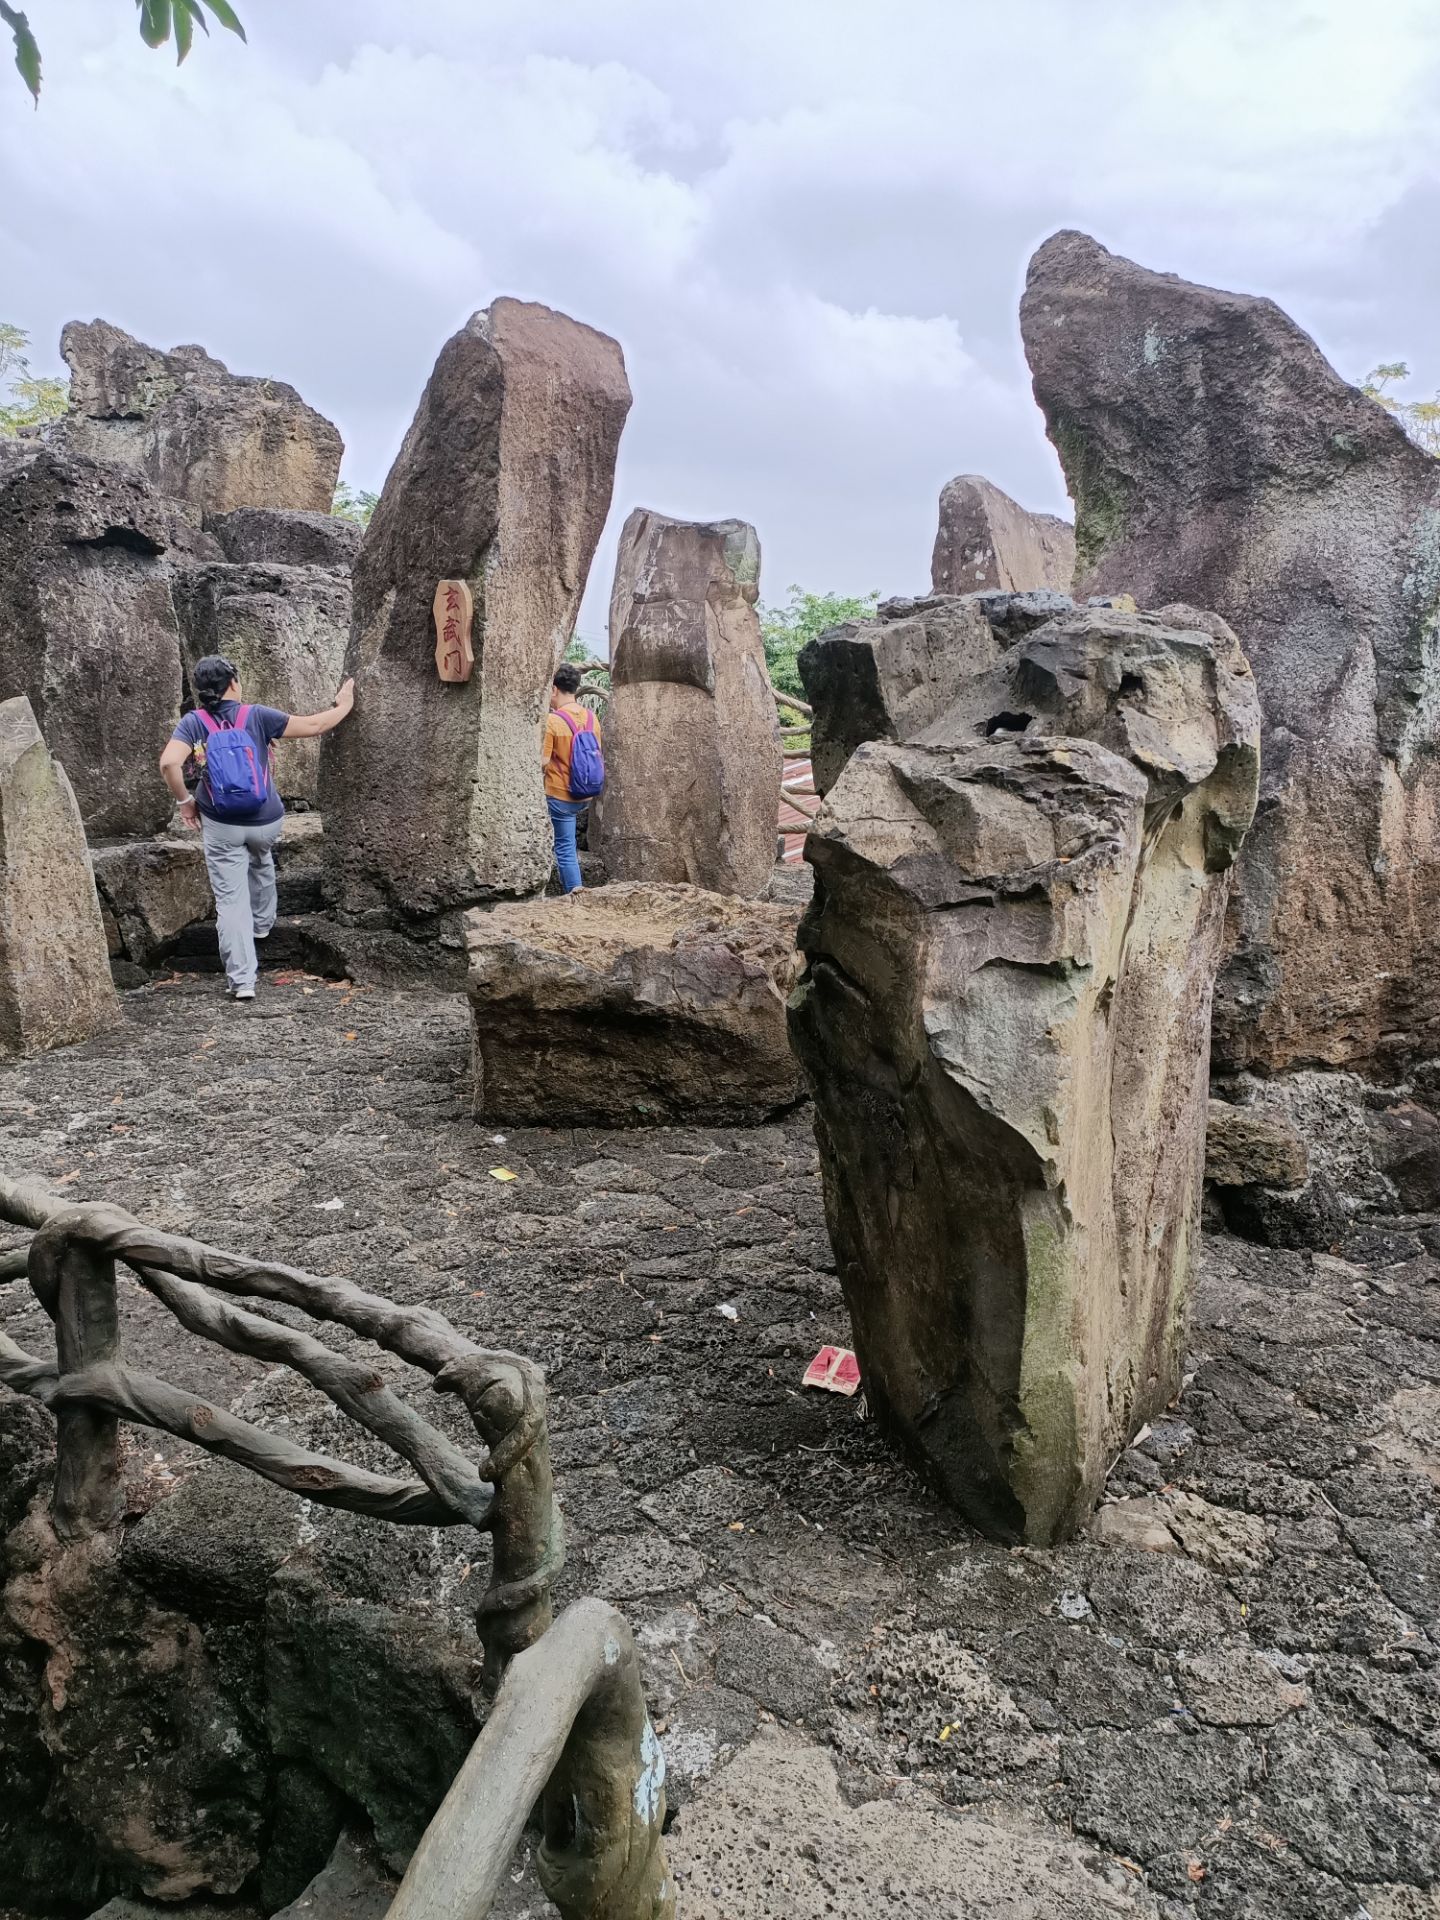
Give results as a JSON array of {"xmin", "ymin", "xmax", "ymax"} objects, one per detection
[
  {"xmin": 1363, "ymin": 363, "xmax": 1440, "ymax": 459},
  {"xmin": 0, "ymin": 323, "xmax": 67, "ymax": 435},
  {"xmin": 760, "ymin": 586, "xmax": 879, "ymax": 703},
  {"xmin": 4, "ymin": 0, "xmax": 245, "ymax": 104},
  {"xmin": 563, "ymin": 634, "xmax": 610, "ymax": 703},
  {"xmin": 331, "ymin": 481, "xmax": 379, "ymax": 527}
]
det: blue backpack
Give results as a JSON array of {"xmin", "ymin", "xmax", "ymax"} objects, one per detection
[
  {"xmin": 196, "ymin": 705, "xmax": 272, "ymax": 819},
  {"xmin": 558, "ymin": 707, "xmax": 605, "ymax": 799}
]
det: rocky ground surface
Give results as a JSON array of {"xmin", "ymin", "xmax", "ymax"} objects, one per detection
[{"xmin": 2, "ymin": 969, "xmax": 1438, "ymax": 1919}]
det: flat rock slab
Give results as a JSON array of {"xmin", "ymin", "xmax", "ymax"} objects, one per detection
[
  {"xmin": 669, "ymin": 1726, "xmax": 1157, "ymax": 1917},
  {"xmin": 465, "ymin": 883, "xmax": 804, "ymax": 1126}
]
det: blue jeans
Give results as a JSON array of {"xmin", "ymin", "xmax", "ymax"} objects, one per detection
[{"xmin": 547, "ymin": 797, "xmax": 587, "ymax": 893}]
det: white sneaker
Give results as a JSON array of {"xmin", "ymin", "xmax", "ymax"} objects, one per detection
[{"xmin": 233, "ymin": 985, "xmax": 256, "ymax": 1001}]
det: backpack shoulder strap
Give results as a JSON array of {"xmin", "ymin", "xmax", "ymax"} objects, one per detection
[
  {"xmin": 234, "ymin": 705, "xmax": 252, "ymax": 729},
  {"xmin": 556, "ymin": 708, "xmax": 581, "ymax": 738},
  {"xmin": 196, "ymin": 709, "xmax": 221, "ymax": 736}
]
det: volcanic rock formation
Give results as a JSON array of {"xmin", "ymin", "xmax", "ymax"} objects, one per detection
[
  {"xmin": 58, "ymin": 321, "xmax": 343, "ymax": 519},
  {"xmin": 799, "ymin": 591, "xmax": 1073, "ymax": 797},
  {"xmin": 321, "ymin": 300, "xmax": 631, "ymax": 920},
  {"xmin": 931, "ymin": 475, "xmax": 1075, "ymax": 596},
  {"xmin": 788, "ymin": 604, "xmax": 1260, "ymax": 1542},
  {"xmin": 0, "ymin": 450, "xmax": 190, "ymax": 837},
  {"xmin": 174, "ymin": 561, "xmax": 351, "ymax": 807},
  {"xmin": 1021, "ymin": 230, "xmax": 1440, "ymax": 1076},
  {"xmin": 0, "ymin": 695, "xmax": 117, "ymax": 1054},
  {"xmin": 465, "ymin": 884, "xmax": 805, "ymax": 1126},
  {"xmin": 595, "ymin": 511, "xmax": 783, "ymax": 897}
]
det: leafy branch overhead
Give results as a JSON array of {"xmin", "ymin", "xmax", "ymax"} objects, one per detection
[{"xmin": 3, "ymin": 0, "xmax": 245, "ymax": 104}]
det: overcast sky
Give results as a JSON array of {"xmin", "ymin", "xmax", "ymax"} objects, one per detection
[{"xmin": 3, "ymin": 0, "xmax": 1437, "ymax": 644}]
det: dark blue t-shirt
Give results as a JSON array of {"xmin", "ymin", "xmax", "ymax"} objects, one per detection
[{"xmin": 172, "ymin": 701, "xmax": 289, "ymax": 824}]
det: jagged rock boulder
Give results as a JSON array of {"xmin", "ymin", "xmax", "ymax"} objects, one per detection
[
  {"xmin": 92, "ymin": 835, "xmax": 216, "ymax": 968},
  {"xmin": 594, "ymin": 511, "xmax": 783, "ymax": 896},
  {"xmin": 206, "ymin": 507, "xmax": 360, "ymax": 571},
  {"xmin": 465, "ymin": 884, "xmax": 805, "ymax": 1125},
  {"xmin": 0, "ymin": 451, "xmax": 189, "ymax": 836},
  {"xmin": 931, "ymin": 475, "xmax": 1075, "ymax": 596},
  {"xmin": 800, "ymin": 590, "xmax": 1107, "ymax": 797},
  {"xmin": 58, "ymin": 322, "xmax": 343, "ymax": 518},
  {"xmin": 174, "ymin": 564, "xmax": 351, "ymax": 804},
  {"xmin": 1021, "ymin": 231, "xmax": 1440, "ymax": 1077},
  {"xmin": 322, "ymin": 300, "xmax": 631, "ymax": 919},
  {"xmin": 0, "ymin": 696, "xmax": 118, "ymax": 1055},
  {"xmin": 788, "ymin": 606, "xmax": 1260, "ymax": 1542}
]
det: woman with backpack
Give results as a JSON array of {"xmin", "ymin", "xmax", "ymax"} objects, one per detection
[
  {"xmin": 159, "ymin": 654, "xmax": 355, "ymax": 1001},
  {"xmin": 542, "ymin": 663, "xmax": 604, "ymax": 893}
]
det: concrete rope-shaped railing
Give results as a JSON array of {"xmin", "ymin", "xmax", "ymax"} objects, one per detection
[
  {"xmin": 0, "ymin": 1176, "xmax": 674, "ymax": 1920},
  {"xmin": 390, "ymin": 1597, "xmax": 674, "ymax": 1920}
]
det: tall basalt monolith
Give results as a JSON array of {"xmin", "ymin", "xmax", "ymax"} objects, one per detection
[
  {"xmin": 788, "ymin": 606, "xmax": 1260, "ymax": 1543},
  {"xmin": 320, "ymin": 301, "xmax": 631, "ymax": 919},
  {"xmin": 594, "ymin": 511, "xmax": 783, "ymax": 896},
  {"xmin": 1021, "ymin": 230, "xmax": 1440, "ymax": 1077},
  {"xmin": 58, "ymin": 321, "xmax": 343, "ymax": 518},
  {"xmin": 0, "ymin": 451, "xmax": 187, "ymax": 837},
  {"xmin": 931, "ymin": 475, "xmax": 1075, "ymax": 596},
  {"xmin": 0, "ymin": 695, "xmax": 118, "ymax": 1054}
]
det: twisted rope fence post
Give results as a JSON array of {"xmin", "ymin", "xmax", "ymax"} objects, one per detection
[
  {"xmin": 388, "ymin": 1598, "xmax": 674, "ymax": 1920},
  {"xmin": 27, "ymin": 1208, "xmax": 123, "ymax": 1539}
]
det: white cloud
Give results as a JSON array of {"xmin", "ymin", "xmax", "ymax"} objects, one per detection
[{"xmin": 1, "ymin": 0, "xmax": 1436, "ymax": 633}]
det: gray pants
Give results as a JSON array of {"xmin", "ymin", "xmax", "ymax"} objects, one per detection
[{"xmin": 201, "ymin": 815, "xmax": 282, "ymax": 991}]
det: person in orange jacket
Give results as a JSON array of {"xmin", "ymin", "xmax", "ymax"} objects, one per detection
[{"xmin": 542, "ymin": 664, "xmax": 603, "ymax": 892}]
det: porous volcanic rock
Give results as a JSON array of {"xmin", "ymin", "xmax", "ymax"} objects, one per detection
[
  {"xmin": 0, "ymin": 695, "xmax": 117, "ymax": 1054},
  {"xmin": 58, "ymin": 321, "xmax": 343, "ymax": 518},
  {"xmin": 206, "ymin": 507, "xmax": 360, "ymax": 571},
  {"xmin": 931, "ymin": 474, "xmax": 1075, "ymax": 596},
  {"xmin": 0, "ymin": 450, "xmax": 187, "ymax": 836},
  {"xmin": 174, "ymin": 563, "xmax": 351, "ymax": 804},
  {"xmin": 1204, "ymin": 1100, "xmax": 1308, "ymax": 1190},
  {"xmin": 465, "ymin": 884, "xmax": 805, "ymax": 1125},
  {"xmin": 595, "ymin": 510, "xmax": 783, "ymax": 897},
  {"xmin": 321, "ymin": 300, "xmax": 631, "ymax": 919},
  {"xmin": 789, "ymin": 605, "xmax": 1260, "ymax": 1542},
  {"xmin": 1021, "ymin": 230, "xmax": 1440, "ymax": 1076},
  {"xmin": 799, "ymin": 594, "xmax": 1006, "ymax": 797}
]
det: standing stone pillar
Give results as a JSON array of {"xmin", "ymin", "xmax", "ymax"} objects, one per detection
[
  {"xmin": 788, "ymin": 606, "xmax": 1260, "ymax": 1543},
  {"xmin": 931, "ymin": 475, "xmax": 1075, "ymax": 595},
  {"xmin": 0, "ymin": 451, "xmax": 186, "ymax": 838},
  {"xmin": 0, "ymin": 696, "xmax": 118, "ymax": 1054},
  {"xmin": 594, "ymin": 512, "xmax": 783, "ymax": 897},
  {"xmin": 320, "ymin": 301, "xmax": 631, "ymax": 919},
  {"xmin": 1021, "ymin": 230, "xmax": 1440, "ymax": 1077}
]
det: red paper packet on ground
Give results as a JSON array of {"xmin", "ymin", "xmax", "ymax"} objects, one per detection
[{"xmin": 802, "ymin": 1346, "xmax": 861, "ymax": 1396}]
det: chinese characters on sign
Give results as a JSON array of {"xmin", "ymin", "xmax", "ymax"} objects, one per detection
[{"xmin": 432, "ymin": 579, "xmax": 475, "ymax": 683}]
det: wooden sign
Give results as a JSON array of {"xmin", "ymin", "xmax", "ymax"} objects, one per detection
[{"xmin": 433, "ymin": 579, "xmax": 475, "ymax": 683}]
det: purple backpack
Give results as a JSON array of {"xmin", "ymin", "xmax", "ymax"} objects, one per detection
[
  {"xmin": 558, "ymin": 707, "xmax": 605, "ymax": 799},
  {"xmin": 196, "ymin": 706, "xmax": 272, "ymax": 819}
]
